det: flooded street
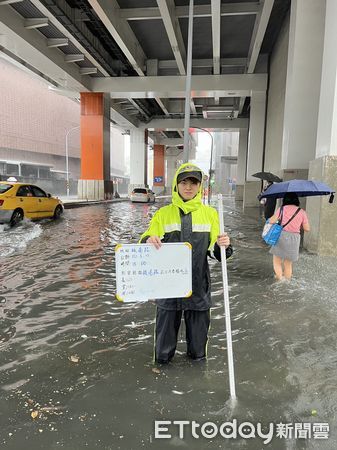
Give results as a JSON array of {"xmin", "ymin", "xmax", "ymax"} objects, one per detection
[{"xmin": 1, "ymin": 199, "xmax": 337, "ymax": 450}]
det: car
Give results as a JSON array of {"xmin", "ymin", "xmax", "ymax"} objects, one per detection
[
  {"xmin": 130, "ymin": 187, "xmax": 156, "ymax": 203},
  {"xmin": 0, "ymin": 181, "xmax": 64, "ymax": 226}
]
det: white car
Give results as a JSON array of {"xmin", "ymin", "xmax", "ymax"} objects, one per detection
[{"xmin": 130, "ymin": 188, "xmax": 155, "ymax": 203}]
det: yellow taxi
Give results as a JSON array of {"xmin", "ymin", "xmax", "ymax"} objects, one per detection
[{"xmin": 0, "ymin": 181, "xmax": 64, "ymax": 226}]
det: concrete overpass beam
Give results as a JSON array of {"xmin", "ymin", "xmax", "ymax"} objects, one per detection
[
  {"xmin": 90, "ymin": 74, "xmax": 268, "ymax": 98},
  {"xmin": 0, "ymin": 4, "xmax": 90, "ymax": 91}
]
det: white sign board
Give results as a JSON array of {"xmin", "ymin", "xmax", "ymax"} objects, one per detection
[{"xmin": 115, "ymin": 243, "xmax": 192, "ymax": 302}]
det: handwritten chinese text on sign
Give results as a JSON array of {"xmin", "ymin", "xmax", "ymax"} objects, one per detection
[{"xmin": 115, "ymin": 243, "xmax": 192, "ymax": 302}]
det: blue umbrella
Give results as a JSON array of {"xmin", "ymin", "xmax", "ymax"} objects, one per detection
[{"xmin": 258, "ymin": 179, "xmax": 335, "ymax": 203}]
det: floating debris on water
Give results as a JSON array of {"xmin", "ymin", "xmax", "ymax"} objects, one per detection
[{"xmin": 31, "ymin": 411, "xmax": 39, "ymax": 419}]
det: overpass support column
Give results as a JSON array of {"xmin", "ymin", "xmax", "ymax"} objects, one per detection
[
  {"xmin": 243, "ymin": 92, "xmax": 266, "ymax": 207},
  {"xmin": 78, "ymin": 93, "xmax": 112, "ymax": 200},
  {"xmin": 129, "ymin": 129, "xmax": 148, "ymax": 194},
  {"xmin": 304, "ymin": 0, "xmax": 337, "ymax": 256},
  {"xmin": 281, "ymin": 0, "xmax": 325, "ymax": 181},
  {"xmin": 165, "ymin": 148, "xmax": 179, "ymax": 193},
  {"xmin": 235, "ymin": 129, "xmax": 248, "ymax": 201},
  {"xmin": 153, "ymin": 144, "xmax": 165, "ymax": 194}
]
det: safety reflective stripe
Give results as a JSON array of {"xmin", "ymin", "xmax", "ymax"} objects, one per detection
[
  {"xmin": 192, "ymin": 224, "xmax": 211, "ymax": 232},
  {"xmin": 164, "ymin": 223, "xmax": 181, "ymax": 232},
  {"xmin": 140, "ymin": 203, "xmax": 219, "ymax": 247}
]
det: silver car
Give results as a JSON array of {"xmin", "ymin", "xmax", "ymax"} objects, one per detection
[{"xmin": 130, "ymin": 188, "xmax": 155, "ymax": 203}]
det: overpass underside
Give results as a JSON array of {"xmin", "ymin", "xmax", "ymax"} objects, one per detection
[{"xmin": 1, "ymin": 0, "xmax": 337, "ymax": 255}]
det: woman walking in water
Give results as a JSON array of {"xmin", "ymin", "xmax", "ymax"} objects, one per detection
[{"xmin": 268, "ymin": 193, "xmax": 310, "ymax": 280}]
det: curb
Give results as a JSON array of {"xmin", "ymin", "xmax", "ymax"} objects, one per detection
[{"xmin": 63, "ymin": 198, "xmax": 129, "ymax": 209}]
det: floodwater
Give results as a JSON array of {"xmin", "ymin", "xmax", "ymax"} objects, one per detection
[{"xmin": 0, "ymin": 198, "xmax": 337, "ymax": 450}]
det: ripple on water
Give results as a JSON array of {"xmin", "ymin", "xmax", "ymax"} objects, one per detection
[{"xmin": 0, "ymin": 221, "xmax": 42, "ymax": 257}]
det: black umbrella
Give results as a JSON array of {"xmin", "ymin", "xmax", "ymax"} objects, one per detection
[{"xmin": 252, "ymin": 172, "xmax": 283, "ymax": 183}]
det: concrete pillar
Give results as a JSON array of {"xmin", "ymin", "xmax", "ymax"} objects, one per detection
[
  {"xmin": 220, "ymin": 133, "xmax": 233, "ymax": 195},
  {"xmin": 229, "ymin": 132, "xmax": 239, "ymax": 196},
  {"xmin": 129, "ymin": 129, "xmax": 147, "ymax": 194},
  {"xmin": 264, "ymin": 13, "xmax": 289, "ymax": 178},
  {"xmin": 153, "ymin": 144, "xmax": 165, "ymax": 194},
  {"xmin": 166, "ymin": 157, "xmax": 176, "ymax": 191},
  {"xmin": 315, "ymin": 0, "xmax": 337, "ymax": 160},
  {"xmin": 78, "ymin": 93, "xmax": 113, "ymax": 200},
  {"xmin": 304, "ymin": 156, "xmax": 337, "ymax": 256},
  {"xmin": 281, "ymin": 0, "xmax": 325, "ymax": 174},
  {"xmin": 165, "ymin": 148, "xmax": 180, "ymax": 192},
  {"xmin": 220, "ymin": 135, "xmax": 227, "ymax": 195},
  {"xmin": 244, "ymin": 92, "xmax": 266, "ymax": 207},
  {"xmin": 304, "ymin": 0, "xmax": 337, "ymax": 256},
  {"xmin": 213, "ymin": 132, "xmax": 222, "ymax": 194},
  {"xmin": 236, "ymin": 129, "xmax": 248, "ymax": 201}
]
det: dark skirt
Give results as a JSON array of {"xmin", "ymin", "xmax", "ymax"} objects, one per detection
[{"xmin": 269, "ymin": 230, "xmax": 300, "ymax": 262}]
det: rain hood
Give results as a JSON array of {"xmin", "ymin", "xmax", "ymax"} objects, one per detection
[{"xmin": 172, "ymin": 163, "xmax": 204, "ymax": 214}]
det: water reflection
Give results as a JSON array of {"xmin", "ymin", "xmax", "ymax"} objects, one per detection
[{"xmin": 0, "ymin": 199, "xmax": 336, "ymax": 449}]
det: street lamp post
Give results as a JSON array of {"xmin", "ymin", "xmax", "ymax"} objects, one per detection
[{"xmin": 65, "ymin": 125, "xmax": 80, "ymax": 197}]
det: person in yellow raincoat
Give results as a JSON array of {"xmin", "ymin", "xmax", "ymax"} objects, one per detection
[{"xmin": 140, "ymin": 163, "xmax": 233, "ymax": 364}]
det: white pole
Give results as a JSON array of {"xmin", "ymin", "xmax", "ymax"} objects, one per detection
[
  {"xmin": 65, "ymin": 126, "xmax": 80, "ymax": 197},
  {"xmin": 217, "ymin": 194, "xmax": 237, "ymax": 399},
  {"xmin": 182, "ymin": 0, "xmax": 194, "ymax": 162},
  {"xmin": 65, "ymin": 132, "xmax": 69, "ymax": 197}
]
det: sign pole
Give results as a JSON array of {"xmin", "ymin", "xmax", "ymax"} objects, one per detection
[{"xmin": 217, "ymin": 194, "xmax": 237, "ymax": 399}]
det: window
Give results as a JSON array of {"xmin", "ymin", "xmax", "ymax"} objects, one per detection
[
  {"xmin": 21, "ymin": 164, "xmax": 38, "ymax": 178},
  {"xmin": 133, "ymin": 188, "xmax": 147, "ymax": 194},
  {"xmin": 6, "ymin": 164, "xmax": 19, "ymax": 176},
  {"xmin": 39, "ymin": 168, "xmax": 51, "ymax": 179},
  {"xmin": 31, "ymin": 186, "xmax": 47, "ymax": 197},
  {"xmin": 17, "ymin": 186, "xmax": 33, "ymax": 197},
  {"xmin": 0, "ymin": 184, "xmax": 13, "ymax": 194}
]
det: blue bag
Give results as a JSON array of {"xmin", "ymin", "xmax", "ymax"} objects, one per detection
[
  {"xmin": 262, "ymin": 207, "xmax": 301, "ymax": 246},
  {"xmin": 262, "ymin": 220, "xmax": 283, "ymax": 245}
]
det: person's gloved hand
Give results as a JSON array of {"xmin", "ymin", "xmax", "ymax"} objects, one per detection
[{"xmin": 216, "ymin": 233, "xmax": 230, "ymax": 248}]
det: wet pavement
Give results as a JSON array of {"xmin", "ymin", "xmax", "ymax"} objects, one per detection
[{"xmin": 0, "ymin": 198, "xmax": 337, "ymax": 449}]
